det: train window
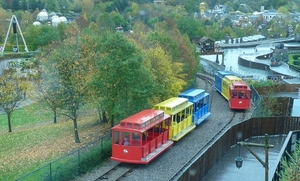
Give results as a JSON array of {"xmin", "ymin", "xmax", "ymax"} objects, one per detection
[
  {"xmin": 238, "ymin": 91, "xmax": 244, "ymax": 98},
  {"xmin": 245, "ymin": 93, "xmax": 249, "ymax": 99},
  {"xmin": 176, "ymin": 114, "xmax": 181, "ymax": 123},
  {"xmin": 232, "ymin": 92, "xmax": 237, "ymax": 98},
  {"xmin": 164, "ymin": 118, "xmax": 170, "ymax": 127},
  {"xmin": 132, "ymin": 132, "xmax": 141, "ymax": 146},
  {"xmin": 132, "ymin": 132, "xmax": 141, "ymax": 140},
  {"xmin": 122, "ymin": 132, "xmax": 130, "ymax": 146},
  {"xmin": 135, "ymin": 124, "xmax": 140, "ymax": 129},
  {"xmin": 127, "ymin": 123, "xmax": 132, "ymax": 128},
  {"xmin": 113, "ymin": 131, "xmax": 120, "ymax": 145}
]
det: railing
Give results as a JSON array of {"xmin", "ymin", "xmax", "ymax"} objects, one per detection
[
  {"xmin": 174, "ymin": 116, "xmax": 300, "ymax": 181},
  {"xmin": 250, "ymin": 85, "xmax": 262, "ymax": 117},
  {"xmin": 271, "ymin": 130, "xmax": 300, "ymax": 181}
]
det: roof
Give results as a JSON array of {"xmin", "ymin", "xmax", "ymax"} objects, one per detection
[
  {"xmin": 178, "ymin": 89, "xmax": 206, "ymax": 102},
  {"xmin": 224, "ymin": 75, "xmax": 242, "ymax": 81},
  {"xmin": 200, "ymin": 37, "xmax": 214, "ymax": 43},
  {"xmin": 112, "ymin": 109, "xmax": 169, "ymax": 132},
  {"xmin": 154, "ymin": 97, "xmax": 193, "ymax": 115},
  {"xmin": 216, "ymin": 70, "xmax": 235, "ymax": 77}
]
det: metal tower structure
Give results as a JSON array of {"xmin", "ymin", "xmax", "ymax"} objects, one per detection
[{"xmin": 1, "ymin": 15, "xmax": 28, "ymax": 56}]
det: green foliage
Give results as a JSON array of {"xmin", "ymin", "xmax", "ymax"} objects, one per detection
[
  {"xmin": 288, "ymin": 54, "xmax": 300, "ymax": 72},
  {"xmin": 247, "ymin": 79, "xmax": 278, "ymax": 88},
  {"xmin": 24, "ymin": 25, "xmax": 59, "ymax": 50},
  {"xmin": 278, "ymin": 141, "xmax": 300, "ymax": 181},
  {"xmin": 294, "ymin": 60, "xmax": 300, "ymax": 65},
  {"xmin": 176, "ymin": 16, "xmax": 201, "ymax": 37},
  {"xmin": 93, "ymin": 31, "xmax": 154, "ymax": 122}
]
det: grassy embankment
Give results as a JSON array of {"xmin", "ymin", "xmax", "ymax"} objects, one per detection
[{"xmin": 0, "ymin": 101, "xmax": 109, "ymax": 181}]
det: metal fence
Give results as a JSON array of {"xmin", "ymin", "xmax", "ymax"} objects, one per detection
[{"xmin": 15, "ymin": 133, "xmax": 112, "ymax": 181}]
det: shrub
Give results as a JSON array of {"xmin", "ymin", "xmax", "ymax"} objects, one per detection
[
  {"xmin": 40, "ymin": 137, "xmax": 112, "ymax": 181},
  {"xmin": 292, "ymin": 54, "xmax": 300, "ymax": 60},
  {"xmin": 293, "ymin": 60, "xmax": 300, "ymax": 66}
]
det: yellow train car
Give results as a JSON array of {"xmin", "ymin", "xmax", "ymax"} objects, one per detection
[
  {"xmin": 221, "ymin": 75, "xmax": 242, "ymax": 100},
  {"xmin": 154, "ymin": 97, "xmax": 195, "ymax": 141}
]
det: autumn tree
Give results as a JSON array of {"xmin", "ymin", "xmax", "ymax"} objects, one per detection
[
  {"xmin": 0, "ymin": 69, "xmax": 28, "ymax": 132},
  {"xmin": 40, "ymin": 23, "xmax": 99, "ymax": 143},
  {"xmin": 144, "ymin": 46, "xmax": 186, "ymax": 102},
  {"xmin": 36, "ymin": 63, "xmax": 64, "ymax": 124},
  {"xmin": 147, "ymin": 29, "xmax": 198, "ymax": 88}
]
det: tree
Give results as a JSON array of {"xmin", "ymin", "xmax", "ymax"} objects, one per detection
[
  {"xmin": 176, "ymin": 16, "xmax": 201, "ymax": 37},
  {"xmin": 37, "ymin": 67, "xmax": 64, "ymax": 124},
  {"xmin": 44, "ymin": 0, "xmax": 58, "ymax": 12},
  {"xmin": 11, "ymin": 0, "xmax": 20, "ymax": 11},
  {"xmin": 278, "ymin": 141, "xmax": 300, "ymax": 181},
  {"xmin": 93, "ymin": 32, "xmax": 154, "ymax": 126},
  {"xmin": 40, "ymin": 24, "xmax": 99, "ymax": 143},
  {"xmin": 294, "ymin": 24, "xmax": 300, "ymax": 35},
  {"xmin": 0, "ymin": 69, "xmax": 28, "ymax": 132},
  {"xmin": 144, "ymin": 46, "xmax": 185, "ymax": 101}
]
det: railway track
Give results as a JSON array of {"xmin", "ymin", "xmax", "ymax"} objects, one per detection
[
  {"xmin": 196, "ymin": 72, "xmax": 215, "ymax": 112},
  {"xmin": 95, "ymin": 163, "xmax": 135, "ymax": 181},
  {"xmin": 168, "ymin": 108, "xmax": 246, "ymax": 180},
  {"xmin": 196, "ymin": 73, "xmax": 215, "ymax": 92}
]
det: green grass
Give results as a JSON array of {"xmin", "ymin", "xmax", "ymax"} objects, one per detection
[
  {"xmin": 0, "ymin": 102, "xmax": 57, "ymax": 180},
  {"xmin": 0, "ymin": 101, "xmax": 53, "ymax": 132},
  {"xmin": 0, "ymin": 100, "xmax": 108, "ymax": 181},
  {"xmin": 0, "ymin": 102, "xmax": 109, "ymax": 181}
]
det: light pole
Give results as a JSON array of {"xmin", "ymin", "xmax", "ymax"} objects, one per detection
[{"xmin": 235, "ymin": 134, "xmax": 274, "ymax": 181}]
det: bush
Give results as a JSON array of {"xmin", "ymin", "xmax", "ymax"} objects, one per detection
[
  {"xmin": 294, "ymin": 60, "xmax": 300, "ymax": 66},
  {"xmin": 292, "ymin": 54, "xmax": 300, "ymax": 60},
  {"xmin": 40, "ymin": 137, "xmax": 112, "ymax": 181}
]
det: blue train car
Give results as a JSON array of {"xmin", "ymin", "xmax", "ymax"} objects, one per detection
[
  {"xmin": 178, "ymin": 89, "xmax": 211, "ymax": 126},
  {"xmin": 215, "ymin": 70, "xmax": 235, "ymax": 93}
]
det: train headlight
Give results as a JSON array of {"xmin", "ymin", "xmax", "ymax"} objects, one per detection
[
  {"xmin": 239, "ymin": 101, "xmax": 242, "ymax": 104},
  {"xmin": 123, "ymin": 149, "xmax": 128, "ymax": 154}
]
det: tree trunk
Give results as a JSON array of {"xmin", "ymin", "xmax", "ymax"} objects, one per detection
[
  {"xmin": 111, "ymin": 114, "xmax": 114, "ymax": 128},
  {"xmin": 73, "ymin": 117, "xmax": 80, "ymax": 143},
  {"xmin": 96, "ymin": 106, "xmax": 102, "ymax": 123},
  {"xmin": 7, "ymin": 112, "xmax": 12, "ymax": 132},
  {"xmin": 102, "ymin": 110, "xmax": 107, "ymax": 123},
  {"xmin": 53, "ymin": 110, "xmax": 57, "ymax": 124}
]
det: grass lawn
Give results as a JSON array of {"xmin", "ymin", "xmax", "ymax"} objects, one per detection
[{"xmin": 0, "ymin": 101, "xmax": 110, "ymax": 181}]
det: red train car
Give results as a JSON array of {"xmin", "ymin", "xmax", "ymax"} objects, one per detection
[
  {"xmin": 215, "ymin": 71, "xmax": 251, "ymax": 110},
  {"xmin": 229, "ymin": 81, "xmax": 251, "ymax": 110},
  {"xmin": 111, "ymin": 109, "xmax": 173, "ymax": 164}
]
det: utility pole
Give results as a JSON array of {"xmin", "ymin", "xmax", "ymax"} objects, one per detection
[{"xmin": 235, "ymin": 134, "xmax": 274, "ymax": 181}]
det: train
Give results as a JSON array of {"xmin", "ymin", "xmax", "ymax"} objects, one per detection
[
  {"xmin": 214, "ymin": 70, "xmax": 251, "ymax": 110},
  {"xmin": 111, "ymin": 88, "xmax": 211, "ymax": 164}
]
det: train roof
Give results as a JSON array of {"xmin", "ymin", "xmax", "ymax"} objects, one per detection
[
  {"xmin": 224, "ymin": 75, "xmax": 242, "ymax": 81},
  {"xmin": 178, "ymin": 89, "xmax": 207, "ymax": 102},
  {"xmin": 216, "ymin": 70, "xmax": 235, "ymax": 77},
  {"xmin": 112, "ymin": 109, "xmax": 170, "ymax": 132},
  {"xmin": 230, "ymin": 81, "xmax": 251, "ymax": 90},
  {"xmin": 154, "ymin": 97, "xmax": 193, "ymax": 115}
]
